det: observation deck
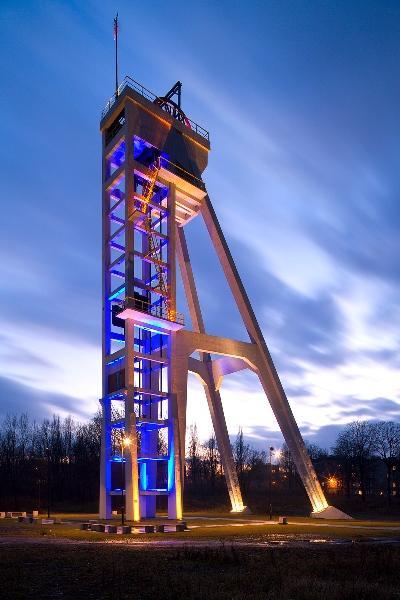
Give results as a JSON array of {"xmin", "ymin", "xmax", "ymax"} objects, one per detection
[{"xmin": 115, "ymin": 296, "xmax": 185, "ymax": 331}]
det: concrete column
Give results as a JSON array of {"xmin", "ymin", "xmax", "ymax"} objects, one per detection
[
  {"xmin": 136, "ymin": 327, "xmax": 158, "ymax": 519},
  {"xmin": 99, "ymin": 398, "xmax": 112, "ymax": 519},
  {"xmin": 100, "ymin": 121, "xmax": 113, "ymax": 520},
  {"xmin": 125, "ymin": 411, "xmax": 140, "ymax": 521},
  {"xmin": 168, "ymin": 331, "xmax": 186, "ymax": 520},
  {"xmin": 168, "ymin": 184, "xmax": 177, "ymax": 316},
  {"xmin": 125, "ymin": 320, "xmax": 140, "ymax": 521},
  {"xmin": 125, "ymin": 110, "xmax": 135, "ymax": 300}
]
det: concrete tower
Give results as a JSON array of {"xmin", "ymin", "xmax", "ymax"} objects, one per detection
[{"xmin": 99, "ymin": 76, "xmax": 345, "ymax": 521}]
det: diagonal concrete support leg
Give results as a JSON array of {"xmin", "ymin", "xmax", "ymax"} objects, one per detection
[
  {"xmin": 201, "ymin": 363, "xmax": 246, "ymax": 512},
  {"xmin": 201, "ymin": 196, "xmax": 329, "ymax": 514},
  {"xmin": 176, "ymin": 225, "xmax": 246, "ymax": 512}
]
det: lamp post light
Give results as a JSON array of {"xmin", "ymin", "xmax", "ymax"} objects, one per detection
[
  {"xmin": 268, "ymin": 447, "xmax": 282, "ymax": 519},
  {"xmin": 34, "ymin": 466, "xmax": 41, "ymax": 512},
  {"xmin": 120, "ymin": 435, "xmax": 131, "ymax": 526},
  {"xmin": 268, "ymin": 446, "xmax": 274, "ymax": 520},
  {"xmin": 45, "ymin": 447, "xmax": 50, "ymax": 519}
]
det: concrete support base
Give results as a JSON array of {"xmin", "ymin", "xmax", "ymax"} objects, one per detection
[
  {"xmin": 230, "ymin": 506, "xmax": 252, "ymax": 515},
  {"xmin": 168, "ymin": 490, "xmax": 180, "ymax": 520},
  {"xmin": 311, "ymin": 506, "xmax": 352, "ymax": 520}
]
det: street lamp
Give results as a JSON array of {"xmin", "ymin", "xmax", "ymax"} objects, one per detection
[
  {"xmin": 45, "ymin": 447, "xmax": 51, "ymax": 519},
  {"xmin": 120, "ymin": 435, "xmax": 131, "ymax": 526},
  {"xmin": 268, "ymin": 447, "xmax": 282, "ymax": 519},
  {"xmin": 34, "ymin": 466, "xmax": 41, "ymax": 512},
  {"xmin": 268, "ymin": 446, "xmax": 274, "ymax": 520}
]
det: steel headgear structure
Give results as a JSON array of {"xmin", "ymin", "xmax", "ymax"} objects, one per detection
[{"xmin": 99, "ymin": 76, "xmax": 349, "ymax": 521}]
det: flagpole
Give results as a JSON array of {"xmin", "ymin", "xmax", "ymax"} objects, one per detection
[{"xmin": 114, "ymin": 12, "xmax": 119, "ymax": 96}]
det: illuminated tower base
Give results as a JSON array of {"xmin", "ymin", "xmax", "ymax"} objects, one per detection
[{"xmin": 99, "ymin": 77, "xmax": 347, "ymax": 521}]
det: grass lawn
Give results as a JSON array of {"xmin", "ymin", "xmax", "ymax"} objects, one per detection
[
  {"xmin": 2, "ymin": 512, "xmax": 400, "ymax": 543},
  {"xmin": 1, "ymin": 514, "xmax": 400, "ymax": 598},
  {"xmin": 1, "ymin": 541, "xmax": 400, "ymax": 599}
]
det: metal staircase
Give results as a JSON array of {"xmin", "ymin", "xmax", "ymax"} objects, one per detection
[{"xmin": 129, "ymin": 158, "xmax": 172, "ymax": 319}]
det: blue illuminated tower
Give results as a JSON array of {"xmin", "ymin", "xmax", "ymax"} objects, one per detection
[{"xmin": 99, "ymin": 80, "xmax": 210, "ymax": 520}]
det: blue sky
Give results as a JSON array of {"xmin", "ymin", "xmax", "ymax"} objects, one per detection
[{"xmin": 0, "ymin": 0, "xmax": 399, "ymax": 450}]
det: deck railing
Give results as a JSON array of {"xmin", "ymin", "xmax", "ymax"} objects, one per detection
[
  {"xmin": 115, "ymin": 296, "xmax": 185, "ymax": 326},
  {"xmin": 101, "ymin": 76, "xmax": 209, "ymax": 141}
]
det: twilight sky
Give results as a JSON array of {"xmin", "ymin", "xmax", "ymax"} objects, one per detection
[{"xmin": 1, "ymin": 0, "xmax": 400, "ymax": 450}]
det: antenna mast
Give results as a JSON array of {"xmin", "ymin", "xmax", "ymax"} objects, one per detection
[{"xmin": 113, "ymin": 12, "xmax": 119, "ymax": 95}]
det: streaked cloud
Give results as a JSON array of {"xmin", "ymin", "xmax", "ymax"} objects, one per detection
[{"xmin": 0, "ymin": 1, "xmax": 399, "ymax": 449}]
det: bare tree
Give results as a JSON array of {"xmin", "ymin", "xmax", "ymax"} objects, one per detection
[
  {"xmin": 186, "ymin": 424, "xmax": 201, "ymax": 486},
  {"xmin": 233, "ymin": 428, "xmax": 251, "ymax": 491},
  {"xmin": 334, "ymin": 421, "xmax": 375, "ymax": 500},
  {"xmin": 0, "ymin": 413, "xmax": 101, "ymax": 510},
  {"xmin": 203, "ymin": 434, "xmax": 220, "ymax": 492},
  {"xmin": 279, "ymin": 443, "xmax": 297, "ymax": 489},
  {"xmin": 304, "ymin": 441, "xmax": 328, "ymax": 461},
  {"xmin": 332, "ymin": 433, "xmax": 353, "ymax": 498},
  {"xmin": 157, "ymin": 429, "xmax": 168, "ymax": 456},
  {"xmin": 247, "ymin": 448, "xmax": 266, "ymax": 491},
  {"xmin": 374, "ymin": 421, "xmax": 400, "ymax": 504}
]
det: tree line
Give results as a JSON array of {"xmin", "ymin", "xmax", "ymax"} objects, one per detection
[
  {"xmin": 0, "ymin": 413, "xmax": 100, "ymax": 510},
  {"xmin": 332, "ymin": 420, "xmax": 400, "ymax": 503},
  {"xmin": 0, "ymin": 414, "xmax": 399, "ymax": 511}
]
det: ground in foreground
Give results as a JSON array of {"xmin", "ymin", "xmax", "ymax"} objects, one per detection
[
  {"xmin": 1, "ymin": 541, "xmax": 400, "ymax": 599},
  {"xmin": 2, "ymin": 514, "xmax": 400, "ymax": 599}
]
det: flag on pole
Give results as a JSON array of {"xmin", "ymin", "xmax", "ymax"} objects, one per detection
[{"xmin": 113, "ymin": 12, "xmax": 119, "ymax": 40}]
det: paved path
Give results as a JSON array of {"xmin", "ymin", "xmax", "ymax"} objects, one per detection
[
  {"xmin": 188, "ymin": 517, "xmax": 400, "ymax": 532},
  {"xmin": 1, "ymin": 533, "xmax": 400, "ymax": 550}
]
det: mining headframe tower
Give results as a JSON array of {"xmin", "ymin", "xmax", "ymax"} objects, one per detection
[{"xmin": 99, "ymin": 76, "xmax": 348, "ymax": 521}]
